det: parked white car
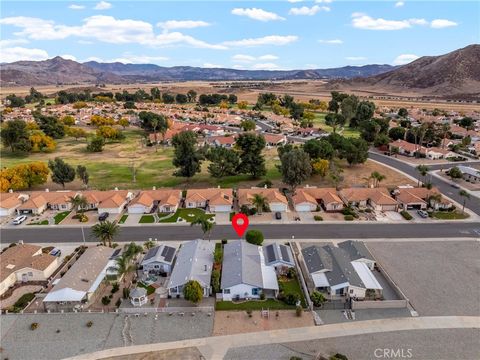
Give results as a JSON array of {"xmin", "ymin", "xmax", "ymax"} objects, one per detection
[{"xmin": 12, "ymin": 215, "xmax": 27, "ymax": 225}]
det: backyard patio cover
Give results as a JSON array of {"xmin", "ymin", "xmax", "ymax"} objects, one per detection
[
  {"xmin": 351, "ymin": 261, "xmax": 383, "ymax": 290},
  {"xmin": 43, "ymin": 288, "xmax": 86, "ymax": 302}
]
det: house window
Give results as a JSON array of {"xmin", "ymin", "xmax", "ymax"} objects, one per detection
[
  {"xmin": 349, "ymin": 289, "xmax": 354, "ymax": 294},
  {"xmin": 223, "ymin": 289, "xmax": 230, "ymax": 294},
  {"xmin": 252, "ymin": 288, "xmax": 259, "ymax": 295},
  {"xmin": 28, "ymin": 272, "xmax": 33, "ymax": 276},
  {"xmin": 154, "ymin": 265, "xmax": 159, "ymax": 269}
]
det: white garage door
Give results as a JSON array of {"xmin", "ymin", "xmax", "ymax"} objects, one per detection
[
  {"xmin": 210, "ymin": 205, "xmax": 231, "ymax": 213},
  {"xmin": 270, "ymin": 204, "xmax": 287, "ymax": 212},
  {"xmin": 128, "ymin": 205, "xmax": 147, "ymax": 214},
  {"xmin": 295, "ymin": 204, "xmax": 312, "ymax": 212}
]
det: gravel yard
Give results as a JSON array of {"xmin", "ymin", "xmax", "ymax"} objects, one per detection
[
  {"xmin": 224, "ymin": 329, "xmax": 480, "ymax": 360},
  {"xmin": 368, "ymin": 241, "xmax": 480, "ymax": 316},
  {"xmin": 0, "ymin": 312, "xmax": 214, "ymax": 360}
]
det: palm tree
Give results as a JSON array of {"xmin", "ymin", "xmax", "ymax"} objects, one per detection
[
  {"xmin": 416, "ymin": 165, "xmax": 430, "ymax": 187},
  {"xmin": 459, "ymin": 190, "xmax": 470, "ymax": 214},
  {"xmin": 91, "ymin": 220, "xmax": 120, "ymax": 247},
  {"xmin": 190, "ymin": 217, "xmax": 214, "ymax": 240},
  {"xmin": 370, "ymin": 171, "xmax": 386, "ymax": 188},
  {"xmin": 124, "ymin": 242, "xmax": 143, "ymax": 260},
  {"xmin": 427, "ymin": 193, "xmax": 442, "ymax": 211},
  {"xmin": 251, "ymin": 194, "xmax": 268, "ymax": 215},
  {"xmin": 69, "ymin": 195, "xmax": 88, "ymax": 214},
  {"xmin": 115, "ymin": 253, "xmax": 136, "ymax": 283},
  {"xmin": 143, "ymin": 240, "xmax": 156, "ymax": 250}
]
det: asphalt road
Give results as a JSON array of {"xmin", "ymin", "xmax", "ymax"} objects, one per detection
[
  {"xmin": 2, "ymin": 222, "xmax": 479, "ymax": 244},
  {"xmin": 368, "ymin": 152, "xmax": 480, "ymax": 215}
]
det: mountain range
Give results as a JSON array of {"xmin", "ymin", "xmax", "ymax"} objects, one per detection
[{"xmin": 1, "ymin": 44, "xmax": 478, "ymax": 99}]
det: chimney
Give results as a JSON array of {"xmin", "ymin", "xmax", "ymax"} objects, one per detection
[{"xmin": 204, "ymin": 264, "xmax": 207, "ymax": 271}]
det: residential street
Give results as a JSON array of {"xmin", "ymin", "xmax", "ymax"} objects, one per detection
[{"xmin": 2, "ymin": 222, "xmax": 479, "ymax": 244}]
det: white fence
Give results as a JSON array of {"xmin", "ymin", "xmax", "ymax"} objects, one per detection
[{"xmin": 119, "ymin": 306, "xmax": 214, "ymax": 314}]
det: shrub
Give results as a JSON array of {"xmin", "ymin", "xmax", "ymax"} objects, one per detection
[
  {"xmin": 221, "ymin": 238, "xmax": 228, "ymax": 245},
  {"xmin": 12, "ymin": 293, "xmax": 35, "ymax": 312},
  {"xmin": 256, "ymin": 179, "xmax": 272, "ymax": 188},
  {"xmin": 330, "ymin": 354, "xmax": 349, "ymax": 360},
  {"xmin": 344, "ymin": 215, "xmax": 354, "ymax": 221},
  {"xmin": 314, "ymin": 215, "xmax": 323, "ymax": 221},
  {"xmin": 122, "ymin": 288, "xmax": 130, "ymax": 299},
  {"xmin": 246, "ymin": 310, "xmax": 253, "ymax": 318},
  {"xmin": 287, "ymin": 267, "xmax": 296, "ymax": 279},
  {"xmin": 260, "ymin": 293, "xmax": 266, "ymax": 300},
  {"xmin": 295, "ymin": 305, "xmax": 302, "ymax": 317},
  {"xmin": 115, "ymin": 298, "xmax": 122, "ymax": 307},
  {"xmin": 283, "ymin": 293, "xmax": 300, "ymax": 306},
  {"xmin": 86, "ymin": 321, "xmax": 93, "ymax": 328},
  {"xmin": 246, "ymin": 230, "xmax": 264, "ymax": 245},
  {"xmin": 101, "ymin": 296, "xmax": 111, "ymax": 305},
  {"xmin": 365, "ymin": 208, "xmax": 372, "ymax": 213},
  {"xmin": 311, "ymin": 291, "xmax": 326, "ymax": 307},
  {"xmin": 400, "ymin": 211, "xmax": 412, "ymax": 220},
  {"xmin": 111, "ymin": 283, "xmax": 120, "ymax": 293},
  {"xmin": 30, "ymin": 322, "xmax": 38, "ymax": 330},
  {"xmin": 211, "ymin": 270, "xmax": 221, "ymax": 294},
  {"xmin": 183, "ymin": 280, "xmax": 203, "ymax": 304}
]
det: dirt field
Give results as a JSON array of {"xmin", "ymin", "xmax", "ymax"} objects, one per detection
[
  {"xmin": 3, "ymin": 80, "xmax": 479, "ymax": 112},
  {"xmin": 213, "ymin": 310, "xmax": 314, "ymax": 336}
]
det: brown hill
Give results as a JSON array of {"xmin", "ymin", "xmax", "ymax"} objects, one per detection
[
  {"xmin": 0, "ymin": 56, "xmax": 124, "ymax": 86},
  {"xmin": 329, "ymin": 44, "xmax": 480, "ymax": 99}
]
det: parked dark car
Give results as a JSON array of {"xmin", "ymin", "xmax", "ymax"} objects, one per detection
[
  {"xmin": 98, "ymin": 212, "xmax": 109, "ymax": 221},
  {"xmin": 275, "ymin": 212, "xmax": 282, "ymax": 220}
]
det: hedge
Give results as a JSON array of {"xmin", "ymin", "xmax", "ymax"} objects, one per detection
[{"xmin": 400, "ymin": 211, "xmax": 413, "ymax": 220}]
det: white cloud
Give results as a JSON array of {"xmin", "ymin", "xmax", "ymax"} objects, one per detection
[
  {"xmin": 289, "ymin": 5, "xmax": 329, "ymax": 16},
  {"xmin": 94, "ymin": 1, "xmax": 112, "ymax": 10},
  {"xmin": 351, "ymin": 13, "xmax": 428, "ymax": 30},
  {"xmin": 315, "ymin": 0, "xmax": 332, "ymax": 3},
  {"xmin": 318, "ymin": 39, "xmax": 343, "ymax": 44},
  {"xmin": 203, "ymin": 63, "xmax": 222, "ymax": 68},
  {"xmin": 393, "ymin": 54, "xmax": 419, "ymax": 65},
  {"xmin": 232, "ymin": 54, "xmax": 279, "ymax": 63},
  {"xmin": 69, "ymin": 4, "xmax": 85, "ymax": 10},
  {"xmin": 430, "ymin": 19, "xmax": 458, "ymax": 28},
  {"xmin": 0, "ymin": 15, "xmax": 225, "ymax": 49},
  {"xmin": 345, "ymin": 56, "xmax": 367, "ymax": 61},
  {"xmin": 231, "ymin": 8, "xmax": 285, "ymax": 22},
  {"xmin": 0, "ymin": 46, "xmax": 49, "ymax": 63},
  {"xmin": 60, "ymin": 54, "xmax": 77, "ymax": 60},
  {"xmin": 251, "ymin": 63, "xmax": 280, "ymax": 70},
  {"xmin": 113, "ymin": 54, "xmax": 169, "ymax": 64},
  {"xmin": 0, "ymin": 38, "xmax": 29, "ymax": 47},
  {"xmin": 78, "ymin": 40, "xmax": 93, "ymax": 44},
  {"xmin": 224, "ymin": 35, "xmax": 298, "ymax": 47},
  {"xmin": 157, "ymin": 20, "xmax": 211, "ymax": 30},
  {"xmin": 305, "ymin": 63, "xmax": 318, "ymax": 68},
  {"xmin": 288, "ymin": 0, "xmax": 304, "ymax": 3},
  {"xmin": 394, "ymin": 1, "xmax": 404, "ymax": 8}
]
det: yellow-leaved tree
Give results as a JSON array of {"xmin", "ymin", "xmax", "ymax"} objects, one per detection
[{"xmin": 29, "ymin": 132, "xmax": 56, "ymax": 152}]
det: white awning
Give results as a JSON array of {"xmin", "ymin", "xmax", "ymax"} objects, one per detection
[
  {"xmin": 43, "ymin": 287, "xmax": 86, "ymax": 302},
  {"xmin": 311, "ymin": 272, "xmax": 330, "ymax": 288},
  {"xmin": 351, "ymin": 261, "xmax": 383, "ymax": 290},
  {"xmin": 261, "ymin": 263, "xmax": 279, "ymax": 290}
]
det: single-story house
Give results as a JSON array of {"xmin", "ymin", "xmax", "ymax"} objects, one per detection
[
  {"xmin": 458, "ymin": 165, "xmax": 480, "ymax": 183},
  {"xmin": 263, "ymin": 133, "xmax": 287, "ymax": 147},
  {"xmin": 0, "ymin": 192, "xmax": 29, "ymax": 216},
  {"xmin": 301, "ymin": 241, "xmax": 382, "ymax": 300},
  {"xmin": 393, "ymin": 186, "xmax": 452, "ymax": 210},
  {"xmin": 141, "ymin": 244, "xmax": 176, "ymax": 274},
  {"xmin": 167, "ymin": 239, "xmax": 214, "ymax": 298},
  {"xmin": 388, "ymin": 139, "xmax": 424, "ymax": 157},
  {"xmin": 205, "ymin": 135, "xmax": 237, "ymax": 148},
  {"xmin": 82, "ymin": 190, "xmax": 135, "ymax": 214},
  {"xmin": 221, "ymin": 241, "xmax": 279, "ymax": 301},
  {"xmin": 424, "ymin": 147, "xmax": 457, "ymax": 160},
  {"xmin": 43, "ymin": 246, "xmax": 114, "ymax": 311},
  {"xmin": 0, "ymin": 243, "xmax": 59, "ymax": 296},
  {"xmin": 293, "ymin": 187, "xmax": 344, "ymax": 212},
  {"xmin": 16, "ymin": 193, "xmax": 48, "ymax": 215},
  {"xmin": 237, "ymin": 188, "xmax": 289, "ymax": 212},
  {"xmin": 339, "ymin": 188, "xmax": 398, "ymax": 211},
  {"xmin": 128, "ymin": 189, "xmax": 181, "ymax": 214},
  {"xmin": 263, "ymin": 243, "xmax": 295, "ymax": 273},
  {"xmin": 185, "ymin": 188, "xmax": 233, "ymax": 213}
]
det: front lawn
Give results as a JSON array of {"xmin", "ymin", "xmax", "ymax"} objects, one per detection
[
  {"xmin": 54, "ymin": 211, "xmax": 71, "ymax": 224},
  {"xmin": 431, "ymin": 211, "xmax": 469, "ymax": 220},
  {"xmin": 118, "ymin": 214, "xmax": 128, "ymax": 224},
  {"xmin": 28, "ymin": 220, "xmax": 48, "ymax": 225},
  {"xmin": 279, "ymin": 276, "xmax": 307, "ymax": 308},
  {"xmin": 137, "ymin": 282, "xmax": 156, "ymax": 295},
  {"xmin": 159, "ymin": 208, "xmax": 214, "ymax": 223},
  {"xmin": 139, "ymin": 215, "xmax": 155, "ymax": 223},
  {"xmin": 216, "ymin": 299, "xmax": 295, "ymax": 311}
]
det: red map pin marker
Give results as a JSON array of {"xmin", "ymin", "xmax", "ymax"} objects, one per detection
[{"xmin": 232, "ymin": 213, "xmax": 249, "ymax": 237}]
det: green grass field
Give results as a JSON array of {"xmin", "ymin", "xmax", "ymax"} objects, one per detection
[
  {"xmin": 139, "ymin": 215, "xmax": 155, "ymax": 223},
  {"xmin": 118, "ymin": 214, "xmax": 128, "ymax": 224},
  {"xmin": 311, "ymin": 112, "xmax": 360, "ymax": 138},
  {"xmin": 159, "ymin": 208, "xmax": 214, "ymax": 223},
  {"xmin": 54, "ymin": 211, "xmax": 71, "ymax": 224},
  {"xmin": 215, "ymin": 299, "xmax": 295, "ymax": 311},
  {"xmin": 431, "ymin": 210, "xmax": 469, "ymax": 220},
  {"xmin": 279, "ymin": 276, "xmax": 307, "ymax": 308}
]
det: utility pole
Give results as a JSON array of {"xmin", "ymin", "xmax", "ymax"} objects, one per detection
[{"xmin": 81, "ymin": 226, "xmax": 86, "ymax": 246}]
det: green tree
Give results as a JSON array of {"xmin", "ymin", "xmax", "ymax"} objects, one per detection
[
  {"xmin": 250, "ymin": 194, "xmax": 268, "ymax": 215},
  {"xmin": 175, "ymin": 94, "xmax": 188, "ymax": 104},
  {"xmin": 91, "ymin": 220, "xmax": 120, "ymax": 247},
  {"xmin": 427, "ymin": 193, "xmax": 442, "ymax": 211},
  {"xmin": 172, "ymin": 131, "xmax": 203, "ymax": 179},
  {"xmin": 246, "ymin": 229, "xmax": 264, "ymax": 245},
  {"xmin": 340, "ymin": 95, "xmax": 358, "ymax": 126},
  {"xmin": 236, "ymin": 133, "xmax": 266, "ymax": 179},
  {"xmin": 183, "ymin": 280, "xmax": 203, "ymax": 304},
  {"xmin": 459, "ymin": 190, "xmax": 470, "ymax": 214},
  {"xmin": 373, "ymin": 133, "xmax": 390, "ymax": 147},
  {"xmin": 342, "ymin": 138, "xmax": 369, "ymax": 166},
  {"xmin": 190, "ymin": 217, "xmax": 214, "ymax": 241},
  {"xmin": 206, "ymin": 147, "xmax": 240, "ymax": 178},
  {"xmin": 87, "ymin": 136, "xmax": 105, "ymax": 152},
  {"xmin": 325, "ymin": 113, "xmax": 345, "ymax": 133},
  {"xmin": 416, "ymin": 165, "xmax": 430, "ymax": 186},
  {"xmin": 69, "ymin": 195, "xmax": 88, "ymax": 214},
  {"xmin": 388, "ymin": 127, "xmax": 406, "ymax": 141},
  {"xmin": 310, "ymin": 291, "xmax": 326, "ymax": 307},
  {"xmin": 397, "ymin": 108, "xmax": 408, "ymax": 118},
  {"xmin": 187, "ymin": 90, "xmax": 197, "ymax": 103},
  {"xmin": 459, "ymin": 117, "xmax": 474, "ymax": 129},
  {"xmin": 448, "ymin": 166, "xmax": 463, "ymax": 180},
  {"xmin": 76, "ymin": 165, "xmax": 89, "ymax": 188},
  {"xmin": 115, "ymin": 253, "xmax": 136, "ymax": 283},
  {"xmin": 124, "ymin": 242, "xmax": 143, "ymax": 260},
  {"xmin": 303, "ymin": 139, "xmax": 334, "ymax": 160},
  {"xmin": 1, "ymin": 119, "xmax": 31, "ymax": 153},
  {"xmin": 48, "ymin": 158, "xmax": 75, "ymax": 189},
  {"xmin": 279, "ymin": 148, "xmax": 312, "ymax": 193},
  {"xmin": 6, "ymin": 94, "xmax": 26, "ymax": 107},
  {"xmin": 211, "ymin": 270, "xmax": 221, "ymax": 293},
  {"xmin": 34, "ymin": 114, "xmax": 65, "ymax": 139},
  {"xmin": 240, "ymin": 119, "xmax": 256, "ymax": 131},
  {"xmin": 355, "ymin": 101, "xmax": 375, "ymax": 123},
  {"xmin": 370, "ymin": 171, "xmax": 386, "ymax": 188}
]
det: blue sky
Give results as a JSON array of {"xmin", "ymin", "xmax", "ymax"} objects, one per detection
[{"xmin": 1, "ymin": 1, "xmax": 478, "ymax": 69}]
